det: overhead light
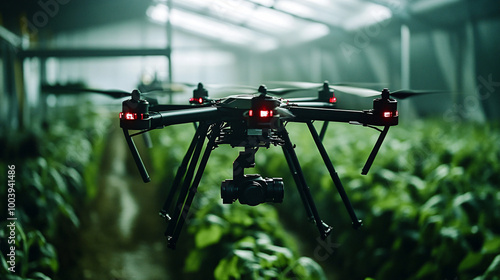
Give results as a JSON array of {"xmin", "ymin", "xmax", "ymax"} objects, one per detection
[
  {"xmin": 247, "ymin": 0, "xmax": 275, "ymax": 7},
  {"xmin": 302, "ymin": 0, "xmax": 330, "ymax": 6},
  {"xmin": 246, "ymin": 7, "xmax": 297, "ymax": 33},
  {"xmin": 296, "ymin": 23, "xmax": 329, "ymax": 42},
  {"xmin": 275, "ymin": 1, "xmax": 317, "ymax": 18},
  {"xmin": 146, "ymin": 3, "xmax": 169, "ymax": 23},
  {"xmin": 146, "ymin": 4, "xmax": 278, "ymax": 52},
  {"xmin": 343, "ymin": 3, "xmax": 392, "ymax": 31}
]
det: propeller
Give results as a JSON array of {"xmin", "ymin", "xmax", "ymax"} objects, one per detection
[
  {"xmin": 263, "ymin": 81, "xmax": 446, "ymax": 99},
  {"xmin": 41, "ymin": 84, "xmax": 133, "ymax": 98},
  {"xmin": 382, "ymin": 89, "xmax": 447, "ymax": 99},
  {"xmin": 41, "ymin": 83, "xmax": 165, "ymax": 104},
  {"xmin": 263, "ymin": 81, "xmax": 375, "ymax": 97}
]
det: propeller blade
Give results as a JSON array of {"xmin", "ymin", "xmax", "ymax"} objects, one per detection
[
  {"xmin": 41, "ymin": 84, "xmax": 166, "ymax": 104},
  {"xmin": 42, "ymin": 84, "xmax": 131, "ymax": 98},
  {"xmin": 389, "ymin": 90, "xmax": 447, "ymax": 99},
  {"xmin": 267, "ymin": 80, "xmax": 446, "ymax": 99},
  {"xmin": 266, "ymin": 81, "xmax": 321, "ymax": 88},
  {"xmin": 267, "ymin": 88, "xmax": 310, "ymax": 95},
  {"xmin": 262, "ymin": 81, "xmax": 380, "ymax": 98},
  {"xmin": 150, "ymin": 104, "xmax": 205, "ymax": 111},
  {"xmin": 285, "ymin": 102, "xmax": 336, "ymax": 108},
  {"xmin": 329, "ymin": 85, "xmax": 380, "ymax": 97},
  {"xmin": 285, "ymin": 97, "xmax": 319, "ymax": 103}
]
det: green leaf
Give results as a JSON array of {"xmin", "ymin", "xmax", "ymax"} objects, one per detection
[
  {"xmin": 458, "ymin": 251, "xmax": 485, "ymax": 273},
  {"xmin": 292, "ymin": 257, "xmax": 327, "ymax": 280},
  {"xmin": 483, "ymin": 255, "xmax": 500, "ymax": 280},
  {"xmin": 0, "ymin": 252, "xmax": 10, "ymax": 273},
  {"xmin": 52, "ymin": 193, "xmax": 80, "ymax": 228},
  {"xmin": 415, "ymin": 262, "xmax": 439, "ymax": 279},
  {"xmin": 256, "ymin": 252, "xmax": 278, "ymax": 268},
  {"xmin": 214, "ymin": 256, "xmax": 240, "ymax": 280},
  {"xmin": 233, "ymin": 249, "xmax": 257, "ymax": 263},
  {"xmin": 28, "ymin": 271, "xmax": 52, "ymax": 280},
  {"xmin": 483, "ymin": 237, "xmax": 500, "ymax": 254},
  {"xmin": 184, "ymin": 250, "xmax": 202, "ymax": 273},
  {"xmin": 195, "ymin": 224, "xmax": 223, "ymax": 248}
]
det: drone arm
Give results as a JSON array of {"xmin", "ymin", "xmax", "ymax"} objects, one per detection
[
  {"xmin": 150, "ymin": 107, "xmax": 220, "ymax": 128},
  {"xmin": 288, "ymin": 107, "xmax": 368, "ymax": 124},
  {"xmin": 287, "ymin": 106, "xmax": 398, "ymax": 127},
  {"xmin": 121, "ymin": 107, "xmax": 220, "ymax": 130}
]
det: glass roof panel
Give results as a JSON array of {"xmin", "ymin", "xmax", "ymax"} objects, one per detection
[{"xmin": 147, "ymin": 0, "xmax": 393, "ymax": 51}]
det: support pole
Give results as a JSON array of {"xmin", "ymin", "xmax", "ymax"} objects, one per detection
[
  {"xmin": 279, "ymin": 125, "xmax": 332, "ymax": 239},
  {"xmin": 306, "ymin": 121, "xmax": 362, "ymax": 229},
  {"xmin": 168, "ymin": 123, "xmax": 221, "ymax": 248},
  {"xmin": 164, "ymin": 122, "xmax": 209, "ymax": 247},
  {"xmin": 160, "ymin": 124, "xmax": 206, "ymax": 219}
]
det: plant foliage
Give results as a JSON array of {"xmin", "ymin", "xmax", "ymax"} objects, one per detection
[
  {"xmin": 150, "ymin": 119, "xmax": 499, "ymax": 279},
  {"xmin": 0, "ymin": 104, "xmax": 110, "ymax": 279}
]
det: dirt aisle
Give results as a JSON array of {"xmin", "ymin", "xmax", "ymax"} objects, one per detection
[{"xmin": 65, "ymin": 126, "xmax": 173, "ymax": 279}]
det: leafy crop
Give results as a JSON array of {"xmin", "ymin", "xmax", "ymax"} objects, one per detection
[
  {"xmin": 2, "ymin": 104, "xmax": 498, "ymax": 280},
  {"xmin": 150, "ymin": 119, "xmax": 500, "ymax": 279},
  {"xmin": 0, "ymin": 104, "xmax": 110, "ymax": 280}
]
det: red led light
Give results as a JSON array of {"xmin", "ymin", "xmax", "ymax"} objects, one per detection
[
  {"xmin": 190, "ymin": 97, "xmax": 205, "ymax": 104},
  {"xmin": 249, "ymin": 109, "xmax": 273, "ymax": 118},
  {"xmin": 329, "ymin": 97, "xmax": 337, "ymax": 103},
  {"xmin": 127, "ymin": 113, "xmax": 137, "ymax": 120},
  {"xmin": 383, "ymin": 111, "xmax": 392, "ymax": 118},
  {"xmin": 120, "ymin": 112, "xmax": 143, "ymax": 120}
]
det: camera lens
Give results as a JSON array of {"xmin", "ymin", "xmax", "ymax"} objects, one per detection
[
  {"xmin": 221, "ymin": 179, "xmax": 237, "ymax": 204},
  {"xmin": 221, "ymin": 175, "xmax": 284, "ymax": 206},
  {"xmin": 266, "ymin": 178, "xmax": 284, "ymax": 203}
]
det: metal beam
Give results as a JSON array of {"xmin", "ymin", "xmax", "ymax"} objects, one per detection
[
  {"xmin": 18, "ymin": 48, "xmax": 172, "ymax": 59},
  {"xmin": 0, "ymin": 25, "xmax": 22, "ymax": 48}
]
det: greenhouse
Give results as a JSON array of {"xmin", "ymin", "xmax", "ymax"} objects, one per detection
[{"xmin": 1, "ymin": 0, "xmax": 499, "ymax": 279}]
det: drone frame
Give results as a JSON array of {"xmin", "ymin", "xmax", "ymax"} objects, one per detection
[{"xmin": 120, "ymin": 86, "xmax": 398, "ymax": 248}]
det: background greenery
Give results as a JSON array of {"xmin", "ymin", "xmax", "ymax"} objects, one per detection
[
  {"xmin": 1, "ymin": 103, "xmax": 499, "ymax": 279},
  {"xmin": 0, "ymin": 104, "xmax": 109, "ymax": 280},
  {"xmin": 149, "ymin": 118, "xmax": 500, "ymax": 279}
]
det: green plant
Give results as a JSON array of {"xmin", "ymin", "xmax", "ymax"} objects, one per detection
[
  {"xmin": 0, "ymin": 103, "xmax": 110, "ymax": 280},
  {"xmin": 149, "ymin": 125, "xmax": 327, "ymax": 279},
  {"xmin": 259, "ymin": 120, "xmax": 500, "ymax": 279}
]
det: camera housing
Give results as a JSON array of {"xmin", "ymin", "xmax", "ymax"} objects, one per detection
[{"xmin": 221, "ymin": 174, "xmax": 284, "ymax": 206}]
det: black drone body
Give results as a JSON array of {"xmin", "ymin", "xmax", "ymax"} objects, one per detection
[{"xmin": 118, "ymin": 82, "xmax": 399, "ymax": 249}]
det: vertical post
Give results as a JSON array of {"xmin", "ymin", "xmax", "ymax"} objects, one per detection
[
  {"xmin": 400, "ymin": 24, "xmax": 413, "ymax": 120},
  {"xmin": 401, "ymin": 24, "xmax": 410, "ymax": 90},
  {"xmin": 166, "ymin": 0, "xmax": 173, "ymax": 104}
]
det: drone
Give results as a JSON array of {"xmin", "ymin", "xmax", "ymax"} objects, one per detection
[
  {"xmin": 118, "ymin": 80, "xmax": 408, "ymax": 249},
  {"xmin": 43, "ymin": 80, "xmax": 434, "ymax": 249}
]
